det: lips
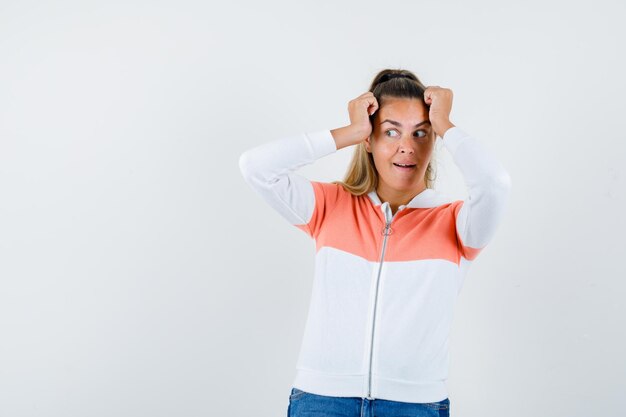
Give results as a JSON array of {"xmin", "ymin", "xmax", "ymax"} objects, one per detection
[{"xmin": 393, "ymin": 162, "xmax": 416, "ymax": 168}]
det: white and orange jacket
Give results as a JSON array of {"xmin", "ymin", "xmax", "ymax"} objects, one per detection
[{"xmin": 238, "ymin": 126, "xmax": 512, "ymax": 403}]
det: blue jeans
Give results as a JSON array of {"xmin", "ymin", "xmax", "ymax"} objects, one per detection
[{"xmin": 287, "ymin": 387, "xmax": 450, "ymax": 417}]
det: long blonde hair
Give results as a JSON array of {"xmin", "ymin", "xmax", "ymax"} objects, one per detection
[{"xmin": 331, "ymin": 69, "xmax": 437, "ymax": 196}]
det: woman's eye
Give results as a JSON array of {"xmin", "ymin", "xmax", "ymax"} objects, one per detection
[{"xmin": 385, "ymin": 129, "xmax": 427, "ymax": 138}]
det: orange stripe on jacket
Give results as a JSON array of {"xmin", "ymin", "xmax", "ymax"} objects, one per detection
[{"xmin": 295, "ymin": 182, "xmax": 483, "ymax": 264}]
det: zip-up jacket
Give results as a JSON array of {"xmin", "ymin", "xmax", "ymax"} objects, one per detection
[{"xmin": 238, "ymin": 126, "xmax": 512, "ymax": 403}]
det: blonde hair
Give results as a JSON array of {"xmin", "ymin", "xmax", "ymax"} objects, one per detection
[{"xmin": 331, "ymin": 69, "xmax": 437, "ymax": 196}]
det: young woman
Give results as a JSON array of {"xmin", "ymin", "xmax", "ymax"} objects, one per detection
[{"xmin": 239, "ymin": 69, "xmax": 512, "ymax": 417}]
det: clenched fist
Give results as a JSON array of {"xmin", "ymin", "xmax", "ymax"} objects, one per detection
[{"xmin": 423, "ymin": 86, "xmax": 456, "ymax": 138}]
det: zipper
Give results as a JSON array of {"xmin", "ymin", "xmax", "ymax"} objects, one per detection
[{"xmin": 366, "ymin": 202, "xmax": 402, "ymax": 400}]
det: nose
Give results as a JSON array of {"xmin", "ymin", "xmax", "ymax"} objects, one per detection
[{"xmin": 398, "ymin": 135, "xmax": 415, "ymax": 153}]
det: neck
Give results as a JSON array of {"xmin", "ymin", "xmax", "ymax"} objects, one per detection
[{"xmin": 376, "ymin": 183, "xmax": 427, "ymax": 213}]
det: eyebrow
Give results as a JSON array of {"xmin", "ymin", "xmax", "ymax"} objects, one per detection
[{"xmin": 380, "ymin": 119, "xmax": 431, "ymax": 128}]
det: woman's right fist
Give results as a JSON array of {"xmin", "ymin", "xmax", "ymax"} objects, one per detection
[
  {"xmin": 347, "ymin": 92, "xmax": 379, "ymax": 141},
  {"xmin": 330, "ymin": 92, "xmax": 380, "ymax": 150}
]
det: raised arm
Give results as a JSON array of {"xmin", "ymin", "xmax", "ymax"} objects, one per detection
[
  {"xmin": 238, "ymin": 92, "xmax": 380, "ymax": 233},
  {"xmin": 423, "ymin": 86, "xmax": 512, "ymax": 260},
  {"xmin": 238, "ymin": 130, "xmax": 337, "ymax": 230},
  {"xmin": 441, "ymin": 126, "xmax": 512, "ymax": 260}
]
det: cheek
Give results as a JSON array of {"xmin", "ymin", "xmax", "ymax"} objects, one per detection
[
  {"xmin": 375, "ymin": 149, "xmax": 396, "ymax": 166},
  {"xmin": 417, "ymin": 142, "xmax": 435, "ymax": 157}
]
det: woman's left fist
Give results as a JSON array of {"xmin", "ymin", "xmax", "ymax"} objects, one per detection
[{"xmin": 424, "ymin": 86, "xmax": 455, "ymax": 138}]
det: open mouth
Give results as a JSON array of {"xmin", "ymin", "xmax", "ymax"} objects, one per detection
[{"xmin": 393, "ymin": 163, "xmax": 416, "ymax": 170}]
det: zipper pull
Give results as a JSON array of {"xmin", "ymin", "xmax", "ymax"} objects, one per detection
[{"xmin": 381, "ymin": 223, "xmax": 393, "ymax": 236}]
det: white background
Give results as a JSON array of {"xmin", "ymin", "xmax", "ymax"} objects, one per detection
[{"xmin": 1, "ymin": 1, "xmax": 625, "ymax": 416}]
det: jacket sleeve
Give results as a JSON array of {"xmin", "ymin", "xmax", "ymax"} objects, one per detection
[
  {"xmin": 238, "ymin": 129, "xmax": 337, "ymax": 238},
  {"xmin": 441, "ymin": 127, "xmax": 512, "ymax": 261}
]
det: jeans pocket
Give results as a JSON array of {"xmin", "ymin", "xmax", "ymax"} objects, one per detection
[{"xmin": 289, "ymin": 387, "xmax": 307, "ymax": 401}]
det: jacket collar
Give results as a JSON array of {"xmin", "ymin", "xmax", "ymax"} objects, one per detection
[{"xmin": 367, "ymin": 187, "xmax": 451, "ymax": 210}]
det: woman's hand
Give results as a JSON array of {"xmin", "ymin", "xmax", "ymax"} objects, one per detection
[
  {"xmin": 423, "ymin": 86, "xmax": 456, "ymax": 138},
  {"xmin": 331, "ymin": 92, "xmax": 379, "ymax": 150}
]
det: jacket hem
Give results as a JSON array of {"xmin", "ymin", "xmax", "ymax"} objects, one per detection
[{"xmin": 293, "ymin": 368, "xmax": 449, "ymax": 403}]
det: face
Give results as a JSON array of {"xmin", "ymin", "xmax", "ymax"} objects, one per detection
[{"xmin": 365, "ymin": 97, "xmax": 435, "ymax": 197}]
